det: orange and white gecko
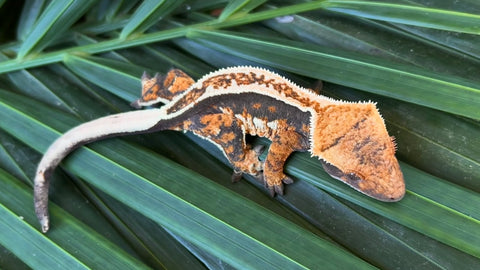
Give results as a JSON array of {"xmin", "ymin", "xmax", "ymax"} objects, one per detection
[{"xmin": 34, "ymin": 66, "xmax": 405, "ymax": 232}]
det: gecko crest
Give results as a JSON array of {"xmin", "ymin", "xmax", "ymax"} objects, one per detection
[{"xmin": 34, "ymin": 66, "xmax": 404, "ymax": 233}]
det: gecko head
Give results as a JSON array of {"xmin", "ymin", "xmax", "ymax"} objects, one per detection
[{"xmin": 311, "ymin": 103, "xmax": 405, "ymax": 202}]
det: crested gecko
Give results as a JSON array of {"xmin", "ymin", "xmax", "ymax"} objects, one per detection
[{"xmin": 34, "ymin": 66, "xmax": 405, "ymax": 232}]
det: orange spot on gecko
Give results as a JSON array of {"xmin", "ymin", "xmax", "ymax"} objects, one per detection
[
  {"xmin": 253, "ymin": 103, "xmax": 262, "ymax": 109},
  {"xmin": 224, "ymin": 145, "xmax": 234, "ymax": 154},
  {"xmin": 163, "ymin": 70, "xmax": 176, "ymax": 88},
  {"xmin": 221, "ymin": 131, "xmax": 236, "ymax": 142},
  {"xmin": 143, "ymin": 84, "xmax": 160, "ymax": 101},
  {"xmin": 169, "ymin": 76, "xmax": 194, "ymax": 94},
  {"xmin": 168, "ymin": 70, "xmax": 195, "ymax": 94}
]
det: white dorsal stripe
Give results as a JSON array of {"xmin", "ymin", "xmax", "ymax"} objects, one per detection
[
  {"xmin": 160, "ymin": 66, "xmax": 340, "ymax": 117},
  {"xmin": 155, "ymin": 66, "xmax": 345, "ymax": 158}
]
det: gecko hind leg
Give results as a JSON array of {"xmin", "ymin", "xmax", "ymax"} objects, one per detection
[
  {"xmin": 231, "ymin": 144, "xmax": 265, "ymax": 183},
  {"xmin": 190, "ymin": 114, "xmax": 264, "ymax": 184}
]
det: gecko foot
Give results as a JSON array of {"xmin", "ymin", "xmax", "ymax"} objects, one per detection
[
  {"xmin": 267, "ymin": 184, "xmax": 284, "ymax": 196},
  {"xmin": 230, "ymin": 147, "xmax": 264, "ymax": 183},
  {"xmin": 282, "ymin": 176, "xmax": 294, "ymax": 185},
  {"xmin": 264, "ymin": 174, "xmax": 294, "ymax": 196},
  {"xmin": 253, "ymin": 145, "xmax": 266, "ymax": 156},
  {"xmin": 231, "ymin": 169, "xmax": 293, "ymax": 196}
]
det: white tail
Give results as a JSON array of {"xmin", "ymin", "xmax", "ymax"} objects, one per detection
[{"xmin": 34, "ymin": 109, "xmax": 164, "ymax": 232}]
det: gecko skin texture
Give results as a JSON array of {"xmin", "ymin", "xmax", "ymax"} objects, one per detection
[{"xmin": 34, "ymin": 66, "xmax": 405, "ymax": 233}]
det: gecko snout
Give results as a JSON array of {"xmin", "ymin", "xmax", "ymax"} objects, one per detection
[{"xmin": 321, "ymin": 160, "xmax": 405, "ymax": 202}]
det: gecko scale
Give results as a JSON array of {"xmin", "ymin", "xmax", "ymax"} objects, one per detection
[{"xmin": 34, "ymin": 66, "xmax": 405, "ymax": 232}]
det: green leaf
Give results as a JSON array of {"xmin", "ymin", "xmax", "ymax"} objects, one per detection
[
  {"xmin": 0, "ymin": 90, "xmax": 375, "ymax": 269},
  {"xmin": 120, "ymin": 0, "xmax": 184, "ymax": 39},
  {"xmin": 63, "ymin": 55, "xmax": 143, "ymax": 101},
  {"xmin": 392, "ymin": 23, "xmax": 480, "ymax": 59},
  {"xmin": 0, "ymin": 131, "xmax": 31, "ymax": 183},
  {"xmin": 187, "ymin": 29, "xmax": 480, "ymax": 120},
  {"xmin": 288, "ymin": 154, "xmax": 480, "ymax": 258},
  {"xmin": 16, "ymin": 0, "xmax": 47, "ymax": 40},
  {"xmin": 0, "ymin": 167, "xmax": 149, "ymax": 269},
  {"xmin": 17, "ymin": 0, "xmax": 96, "ymax": 58},
  {"xmin": 323, "ymin": 1, "xmax": 480, "ymax": 34},
  {"xmin": 261, "ymin": 6, "xmax": 480, "ymax": 81},
  {"xmin": 189, "ymin": 133, "xmax": 472, "ymax": 269},
  {"xmin": 0, "ymin": 202, "xmax": 87, "ymax": 270},
  {"xmin": 0, "ymin": 1, "xmax": 329, "ymax": 74},
  {"xmin": 2, "ymin": 1, "xmax": 480, "ymax": 268},
  {"xmin": 6, "ymin": 67, "xmax": 76, "ymax": 114},
  {"xmin": 218, "ymin": 0, "xmax": 268, "ymax": 21}
]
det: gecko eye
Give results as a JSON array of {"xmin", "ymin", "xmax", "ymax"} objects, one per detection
[{"xmin": 346, "ymin": 172, "xmax": 363, "ymax": 183}]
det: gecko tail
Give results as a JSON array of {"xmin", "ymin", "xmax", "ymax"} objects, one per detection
[
  {"xmin": 34, "ymin": 108, "xmax": 167, "ymax": 233},
  {"xmin": 34, "ymin": 174, "xmax": 51, "ymax": 233}
]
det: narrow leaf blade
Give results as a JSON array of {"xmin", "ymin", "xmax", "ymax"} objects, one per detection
[
  {"xmin": 187, "ymin": 29, "xmax": 480, "ymax": 120},
  {"xmin": 324, "ymin": 1, "xmax": 480, "ymax": 34},
  {"xmin": 120, "ymin": 0, "xmax": 184, "ymax": 39},
  {"xmin": 17, "ymin": 0, "xmax": 96, "ymax": 58}
]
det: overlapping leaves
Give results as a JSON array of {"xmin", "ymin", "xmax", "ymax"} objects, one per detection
[{"xmin": 0, "ymin": 1, "xmax": 479, "ymax": 269}]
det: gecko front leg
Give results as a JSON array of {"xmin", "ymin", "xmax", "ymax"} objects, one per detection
[{"xmin": 231, "ymin": 144, "xmax": 265, "ymax": 183}]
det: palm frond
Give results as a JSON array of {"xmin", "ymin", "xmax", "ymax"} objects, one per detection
[{"xmin": 0, "ymin": 1, "xmax": 479, "ymax": 269}]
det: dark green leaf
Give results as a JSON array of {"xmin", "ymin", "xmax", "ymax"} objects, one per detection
[
  {"xmin": 1, "ymin": 1, "xmax": 479, "ymax": 268},
  {"xmin": 17, "ymin": 0, "xmax": 96, "ymax": 58},
  {"xmin": 120, "ymin": 0, "xmax": 184, "ymax": 39},
  {"xmin": 187, "ymin": 29, "xmax": 480, "ymax": 120},
  {"xmin": 218, "ymin": 0, "xmax": 268, "ymax": 21},
  {"xmin": 0, "ymin": 91, "xmax": 375, "ymax": 269},
  {"xmin": 323, "ymin": 1, "xmax": 480, "ymax": 34},
  {"xmin": 0, "ymin": 167, "xmax": 149, "ymax": 269}
]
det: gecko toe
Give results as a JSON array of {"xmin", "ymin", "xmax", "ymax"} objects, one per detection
[
  {"xmin": 282, "ymin": 176, "xmax": 294, "ymax": 185},
  {"xmin": 265, "ymin": 183, "xmax": 284, "ymax": 196},
  {"xmin": 231, "ymin": 171, "xmax": 243, "ymax": 183},
  {"xmin": 274, "ymin": 184, "xmax": 284, "ymax": 195},
  {"xmin": 268, "ymin": 186, "xmax": 275, "ymax": 197}
]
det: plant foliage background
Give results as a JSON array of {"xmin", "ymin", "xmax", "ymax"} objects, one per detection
[{"xmin": 0, "ymin": 0, "xmax": 479, "ymax": 269}]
